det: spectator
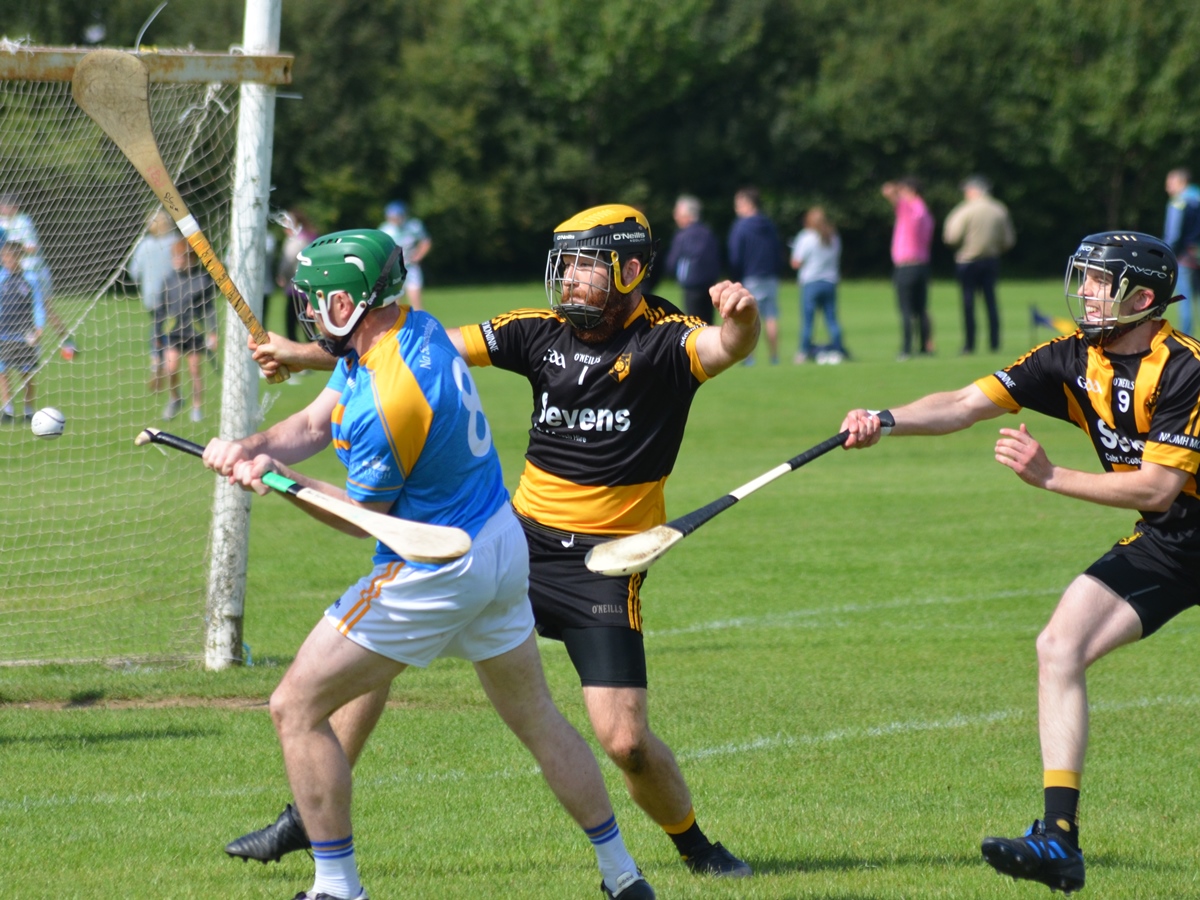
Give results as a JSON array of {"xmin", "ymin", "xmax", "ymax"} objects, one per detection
[
  {"xmin": 379, "ymin": 200, "xmax": 432, "ymax": 311},
  {"xmin": 882, "ymin": 178, "xmax": 935, "ymax": 360},
  {"xmin": 790, "ymin": 206, "xmax": 846, "ymax": 364},
  {"xmin": 1163, "ymin": 168, "xmax": 1200, "ymax": 334},
  {"xmin": 0, "ymin": 193, "xmax": 73, "ymax": 359},
  {"xmin": 0, "ymin": 237, "xmax": 44, "ymax": 423},
  {"xmin": 128, "ymin": 208, "xmax": 179, "ymax": 392},
  {"xmin": 663, "ymin": 194, "xmax": 722, "ymax": 324},
  {"xmin": 262, "ymin": 225, "xmax": 279, "ymax": 334},
  {"xmin": 160, "ymin": 239, "xmax": 217, "ymax": 422},
  {"xmin": 728, "ymin": 187, "xmax": 782, "ymax": 365},
  {"xmin": 943, "ymin": 175, "xmax": 1017, "ymax": 354},
  {"xmin": 275, "ymin": 209, "xmax": 317, "ymax": 345}
]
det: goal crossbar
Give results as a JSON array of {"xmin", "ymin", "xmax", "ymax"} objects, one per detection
[{"xmin": 0, "ymin": 46, "xmax": 292, "ymax": 85}]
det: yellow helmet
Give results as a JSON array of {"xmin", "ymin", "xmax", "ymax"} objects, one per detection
[{"xmin": 545, "ymin": 204, "xmax": 657, "ymax": 328}]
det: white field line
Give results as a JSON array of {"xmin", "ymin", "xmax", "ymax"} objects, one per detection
[
  {"xmin": 676, "ymin": 693, "xmax": 1200, "ymax": 763},
  {"xmin": 5, "ymin": 693, "xmax": 1197, "ymax": 813},
  {"xmin": 646, "ymin": 587, "xmax": 1063, "ymax": 638}
]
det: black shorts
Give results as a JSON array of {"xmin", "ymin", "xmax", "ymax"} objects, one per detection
[
  {"xmin": 519, "ymin": 515, "xmax": 649, "ymax": 688},
  {"xmin": 1085, "ymin": 522, "xmax": 1200, "ymax": 637},
  {"xmin": 164, "ymin": 328, "xmax": 206, "ymax": 354}
]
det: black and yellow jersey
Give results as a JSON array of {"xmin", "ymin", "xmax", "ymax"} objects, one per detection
[
  {"xmin": 975, "ymin": 321, "xmax": 1200, "ymax": 526},
  {"xmin": 459, "ymin": 295, "xmax": 710, "ymax": 535}
]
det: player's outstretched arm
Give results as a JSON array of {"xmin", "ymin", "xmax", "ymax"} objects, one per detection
[
  {"xmin": 842, "ymin": 384, "xmax": 1006, "ymax": 449},
  {"xmin": 248, "ymin": 331, "xmax": 337, "ymax": 376},
  {"xmin": 695, "ymin": 280, "xmax": 760, "ymax": 375}
]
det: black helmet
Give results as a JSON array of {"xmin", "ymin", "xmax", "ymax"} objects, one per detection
[{"xmin": 1064, "ymin": 231, "xmax": 1178, "ymax": 346}]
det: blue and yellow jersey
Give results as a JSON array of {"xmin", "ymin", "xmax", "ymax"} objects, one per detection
[
  {"xmin": 326, "ymin": 309, "xmax": 509, "ymax": 564},
  {"xmin": 459, "ymin": 295, "xmax": 709, "ymax": 535},
  {"xmin": 976, "ymin": 321, "xmax": 1200, "ymax": 526}
]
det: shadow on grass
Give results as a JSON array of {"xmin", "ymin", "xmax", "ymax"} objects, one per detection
[
  {"xmin": 0, "ymin": 726, "xmax": 218, "ymax": 748},
  {"xmin": 747, "ymin": 848, "xmax": 982, "ymax": 876}
]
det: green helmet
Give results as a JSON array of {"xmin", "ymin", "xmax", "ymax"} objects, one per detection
[{"xmin": 292, "ymin": 229, "xmax": 407, "ymax": 341}]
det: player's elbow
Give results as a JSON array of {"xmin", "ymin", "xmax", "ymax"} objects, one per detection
[{"xmin": 1140, "ymin": 489, "xmax": 1180, "ymax": 513}]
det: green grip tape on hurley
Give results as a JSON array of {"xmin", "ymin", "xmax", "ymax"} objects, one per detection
[{"xmin": 262, "ymin": 471, "xmax": 299, "ymax": 495}]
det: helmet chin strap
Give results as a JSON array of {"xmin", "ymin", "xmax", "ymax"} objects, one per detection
[
  {"xmin": 316, "ymin": 247, "xmax": 406, "ymax": 357},
  {"xmin": 317, "ymin": 300, "xmax": 370, "ymax": 357}
]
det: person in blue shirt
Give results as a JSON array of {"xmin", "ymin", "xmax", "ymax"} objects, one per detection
[
  {"xmin": 1163, "ymin": 168, "xmax": 1200, "ymax": 334},
  {"xmin": 727, "ymin": 187, "xmax": 782, "ymax": 364},
  {"xmin": 378, "ymin": 200, "xmax": 432, "ymax": 311},
  {"xmin": 203, "ymin": 229, "xmax": 654, "ymax": 900},
  {"xmin": 0, "ymin": 236, "xmax": 46, "ymax": 423},
  {"xmin": 663, "ymin": 194, "xmax": 722, "ymax": 324}
]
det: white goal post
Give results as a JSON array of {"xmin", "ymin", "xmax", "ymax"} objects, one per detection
[{"xmin": 0, "ymin": 6, "xmax": 290, "ymax": 670}]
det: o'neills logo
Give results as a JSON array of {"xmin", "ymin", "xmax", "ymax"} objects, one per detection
[
  {"xmin": 608, "ymin": 352, "xmax": 632, "ymax": 382},
  {"xmin": 537, "ymin": 392, "xmax": 630, "ymax": 431}
]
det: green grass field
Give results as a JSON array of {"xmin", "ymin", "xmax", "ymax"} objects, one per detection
[{"xmin": 4, "ymin": 278, "xmax": 1200, "ymax": 898}]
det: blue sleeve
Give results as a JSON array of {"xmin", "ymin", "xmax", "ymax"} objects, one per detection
[
  {"xmin": 1165, "ymin": 203, "xmax": 1183, "ymax": 249},
  {"xmin": 1184, "ymin": 200, "xmax": 1200, "ymax": 248},
  {"xmin": 663, "ymin": 232, "xmax": 682, "ymax": 277}
]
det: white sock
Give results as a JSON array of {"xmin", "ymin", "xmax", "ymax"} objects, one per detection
[
  {"xmin": 310, "ymin": 835, "xmax": 363, "ymax": 899},
  {"xmin": 585, "ymin": 816, "xmax": 639, "ymax": 893}
]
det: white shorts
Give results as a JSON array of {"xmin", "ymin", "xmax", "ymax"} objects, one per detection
[
  {"xmin": 325, "ymin": 504, "xmax": 533, "ymax": 667},
  {"xmin": 404, "ymin": 263, "xmax": 424, "ymax": 292}
]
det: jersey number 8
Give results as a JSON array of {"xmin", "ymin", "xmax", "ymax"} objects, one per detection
[{"xmin": 453, "ymin": 356, "xmax": 492, "ymax": 458}]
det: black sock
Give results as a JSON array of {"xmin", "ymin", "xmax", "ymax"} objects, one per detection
[
  {"xmin": 664, "ymin": 810, "xmax": 710, "ymax": 858},
  {"xmin": 1044, "ymin": 786, "xmax": 1081, "ymax": 850}
]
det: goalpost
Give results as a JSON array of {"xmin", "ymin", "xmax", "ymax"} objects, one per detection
[{"xmin": 0, "ymin": 5, "xmax": 290, "ymax": 669}]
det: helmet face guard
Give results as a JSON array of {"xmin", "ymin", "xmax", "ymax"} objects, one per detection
[
  {"xmin": 545, "ymin": 204, "xmax": 656, "ymax": 330},
  {"xmin": 1063, "ymin": 232, "xmax": 1177, "ymax": 346},
  {"xmin": 291, "ymin": 229, "xmax": 407, "ymax": 353}
]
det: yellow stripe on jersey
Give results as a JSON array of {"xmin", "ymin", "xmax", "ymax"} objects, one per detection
[
  {"xmin": 1174, "ymin": 330, "xmax": 1200, "ymax": 438},
  {"xmin": 1061, "ymin": 384, "xmax": 1090, "ymax": 434},
  {"xmin": 1134, "ymin": 326, "xmax": 1173, "ymax": 434},
  {"xmin": 638, "ymin": 299, "xmax": 711, "ymax": 382},
  {"xmin": 462, "ymin": 309, "xmax": 561, "ymax": 367},
  {"xmin": 459, "ymin": 322, "xmax": 493, "ymax": 367},
  {"xmin": 973, "ymin": 374, "xmax": 1021, "ymax": 411},
  {"xmin": 332, "ymin": 400, "xmax": 352, "ymax": 451},
  {"xmin": 685, "ymin": 326, "xmax": 711, "ymax": 382},
  {"xmin": 1085, "ymin": 347, "xmax": 1114, "ymax": 425},
  {"xmin": 1144, "ymin": 441, "xmax": 1200, "ymax": 474},
  {"xmin": 357, "ymin": 316, "xmax": 432, "ymax": 484},
  {"xmin": 512, "ymin": 460, "xmax": 667, "ymax": 535}
]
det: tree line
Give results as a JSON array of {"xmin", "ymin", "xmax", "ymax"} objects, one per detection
[{"xmin": 11, "ymin": 0, "xmax": 1200, "ymax": 281}]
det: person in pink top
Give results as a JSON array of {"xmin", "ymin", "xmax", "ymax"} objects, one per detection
[{"xmin": 882, "ymin": 178, "xmax": 935, "ymax": 359}]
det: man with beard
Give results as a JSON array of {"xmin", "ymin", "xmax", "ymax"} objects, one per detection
[{"xmin": 231, "ymin": 205, "xmax": 760, "ymax": 885}]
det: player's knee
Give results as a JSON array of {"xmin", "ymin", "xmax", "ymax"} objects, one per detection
[
  {"xmin": 268, "ymin": 683, "xmax": 311, "ymax": 736},
  {"xmin": 1036, "ymin": 624, "xmax": 1083, "ymax": 672},
  {"xmin": 600, "ymin": 730, "xmax": 650, "ymax": 773}
]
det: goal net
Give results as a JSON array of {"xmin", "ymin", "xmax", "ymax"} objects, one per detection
[{"xmin": 0, "ymin": 44, "xmax": 279, "ymax": 666}]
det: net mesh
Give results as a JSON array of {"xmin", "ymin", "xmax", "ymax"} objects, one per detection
[{"xmin": 0, "ymin": 62, "xmax": 240, "ymax": 665}]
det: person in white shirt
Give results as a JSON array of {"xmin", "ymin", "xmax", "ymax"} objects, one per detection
[{"xmin": 790, "ymin": 207, "xmax": 846, "ymax": 363}]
